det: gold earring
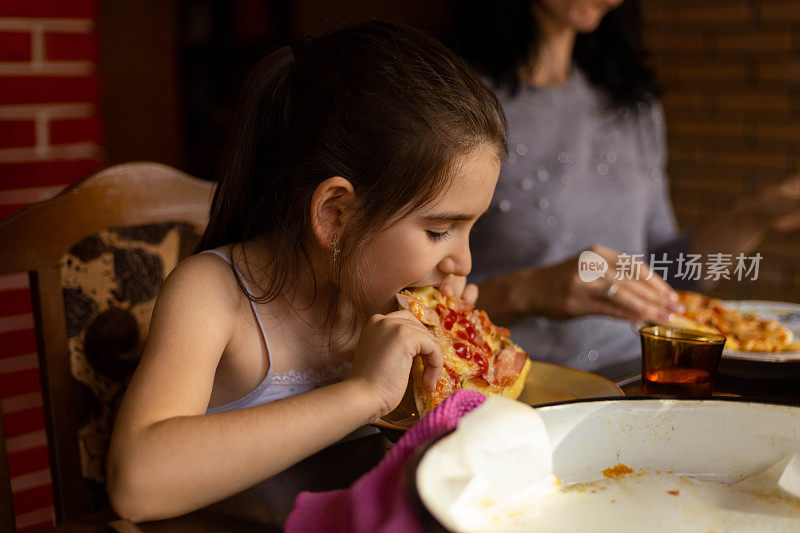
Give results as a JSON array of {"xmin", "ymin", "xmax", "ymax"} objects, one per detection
[{"xmin": 331, "ymin": 236, "xmax": 340, "ymax": 262}]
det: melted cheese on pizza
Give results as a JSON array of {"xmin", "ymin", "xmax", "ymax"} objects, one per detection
[{"xmin": 399, "ymin": 287, "xmax": 529, "ymax": 404}]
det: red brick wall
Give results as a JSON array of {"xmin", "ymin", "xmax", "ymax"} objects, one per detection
[
  {"xmin": 0, "ymin": 1, "xmax": 104, "ymax": 530},
  {"xmin": 641, "ymin": 0, "xmax": 800, "ymax": 302}
]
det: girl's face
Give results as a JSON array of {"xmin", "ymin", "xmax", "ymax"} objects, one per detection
[
  {"xmin": 538, "ymin": 0, "xmax": 625, "ymax": 33},
  {"xmin": 360, "ymin": 144, "xmax": 501, "ymax": 315}
]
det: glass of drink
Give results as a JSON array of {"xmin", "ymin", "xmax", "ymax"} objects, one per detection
[{"xmin": 639, "ymin": 326, "xmax": 726, "ymax": 396}]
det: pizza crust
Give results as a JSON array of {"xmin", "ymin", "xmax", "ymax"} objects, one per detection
[
  {"xmin": 411, "ymin": 356, "xmax": 432, "ymax": 417},
  {"xmin": 462, "ymin": 358, "xmax": 532, "ymax": 401}
]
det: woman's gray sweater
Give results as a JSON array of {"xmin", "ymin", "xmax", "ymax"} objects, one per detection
[{"xmin": 469, "ymin": 69, "xmax": 690, "ymax": 379}]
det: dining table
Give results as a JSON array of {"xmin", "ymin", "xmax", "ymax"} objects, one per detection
[
  {"xmin": 47, "ymin": 368, "xmax": 800, "ymax": 532},
  {"xmin": 620, "ymin": 372, "xmax": 800, "ymax": 405}
]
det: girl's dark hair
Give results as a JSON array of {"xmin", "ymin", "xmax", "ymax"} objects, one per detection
[
  {"xmin": 449, "ymin": 0, "xmax": 657, "ymax": 107},
  {"xmin": 198, "ymin": 21, "xmax": 506, "ymax": 327}
]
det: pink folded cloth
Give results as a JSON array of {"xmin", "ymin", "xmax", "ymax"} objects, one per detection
[{"xmin": 285, "ymin": 390, "xmax": 487, "ymax": 533}]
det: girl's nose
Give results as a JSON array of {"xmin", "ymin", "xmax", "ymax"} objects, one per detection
[{"xmin": 439, "ymin": 241, "xmax": 471, "ymax": 277}]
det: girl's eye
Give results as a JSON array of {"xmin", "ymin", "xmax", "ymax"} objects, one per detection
[{"xmin": 426, "ymin": 229, "xmax": 451, "ymax": 242}]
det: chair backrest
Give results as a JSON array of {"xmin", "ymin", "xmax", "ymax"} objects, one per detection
[
  {"xmin": 0, "ymin": 416, "xmax": 13, "ymax": 532},
  {"xmin": 0, "ymin": 162, "xmax": 215, "ymax": 525}
]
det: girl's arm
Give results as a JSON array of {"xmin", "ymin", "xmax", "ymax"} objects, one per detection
[
  {"xmin": 107, "ymin": 256, "xmax": 441, "ymax": 522},
  {"xmin": 107, "ymin": 256, "xmax": 376, "ymax": 520}
]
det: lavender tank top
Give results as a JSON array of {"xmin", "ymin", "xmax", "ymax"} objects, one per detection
[{"xmin": 200, "ymin": 249, "xmax": 351, "ymax": 414}]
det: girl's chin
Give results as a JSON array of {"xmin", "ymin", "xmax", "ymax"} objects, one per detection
[
  {"xmin": 572, "ymin": 5, "xmax": 606, "ymax": 31},
  {"xmin": 379, "ymin": 296, "xmax": 400, "ymax": 315},
  {"xmin": 574, "ymin": 16, "xmax": 603, "ymax": 32},
  {"xmin": 361, "ymin": 295, "xmax": 400, "ymax": 317}
]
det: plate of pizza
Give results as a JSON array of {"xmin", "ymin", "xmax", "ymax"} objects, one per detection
[
  {"xmin": 375, "ymin": 287, "xmax": 623, "ymax": 437},
  {"xmin": 669, "ymin": 291, "xmax": 800, "ymax": 363}
]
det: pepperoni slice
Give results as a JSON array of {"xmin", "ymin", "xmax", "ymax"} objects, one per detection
[{"xmin": 493, "ymin": 346, "xmax": 528, "ymax": 386}]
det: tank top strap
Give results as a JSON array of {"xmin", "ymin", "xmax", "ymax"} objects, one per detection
[{"xmin": 197, "ymin": 249, "xmax": 275, "ymax": 379}]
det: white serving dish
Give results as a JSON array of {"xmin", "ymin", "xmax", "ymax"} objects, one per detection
[
  {"xmin": 535, "ymin": 399, "xmax": 799, "ymax": 484},
  {"xmin": 412, "ymin": 398, "xmax": 800, "ymax": 531}
]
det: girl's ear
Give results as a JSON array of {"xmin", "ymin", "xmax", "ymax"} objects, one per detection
[{"xmin": 310, "ymin": 176, "xmax": 357, "ymax": 251}]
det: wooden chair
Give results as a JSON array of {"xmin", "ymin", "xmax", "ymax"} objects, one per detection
[
  {"xmin": 0, "ymin": 416, "xmax": 13, "ymax": 532},
  {"xmin": 0, "ymin": 162, "xmax": 214, "ymax": 527}
]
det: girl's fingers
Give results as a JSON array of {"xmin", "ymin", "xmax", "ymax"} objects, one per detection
[
  {"xmin": 439, "ymin": 274, "xmax": 467, "ymax": 299},
  {"xmin": 462, "ymin": 283, "xmax": 479, "ymax": 305},
  {"xmin": 413, "ymin": 330, "xmax": 444, "ymax": 391},
  {"xmin": 385, "ymin": 310, "xmax": 432, "ymax": 331},
  {"xmin": 384, "ymin": 310, "xmax": 443, "ymax": 391}
]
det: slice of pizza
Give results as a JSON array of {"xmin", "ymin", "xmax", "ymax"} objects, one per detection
[
  {"xmin": 670, "ymin": 291, "xmax": 798, "ymax": 352},
  {"xmin": 396, "ymin": 286, "xmax": 531, "ymax": 416}
]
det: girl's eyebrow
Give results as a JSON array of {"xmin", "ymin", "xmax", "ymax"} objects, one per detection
[{"xmin": 422, "ymin": 211, "xmax": 485, "ymax": 222}]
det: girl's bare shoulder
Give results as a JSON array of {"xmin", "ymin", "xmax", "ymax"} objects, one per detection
[{"xmin": 159, "ymin": 250, "xmax": 244, "ymax": 314}]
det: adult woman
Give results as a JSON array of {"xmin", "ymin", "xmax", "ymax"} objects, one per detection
[{"xmin": 451, "ymin": 0, "xmax": 800, "ymax": 378}]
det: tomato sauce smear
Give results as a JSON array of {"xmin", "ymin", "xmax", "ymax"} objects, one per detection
[{"xmin": 436, "ymin": 303, "xmax": 493, "ymax": 377}]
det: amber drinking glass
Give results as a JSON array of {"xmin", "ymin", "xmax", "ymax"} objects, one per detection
[{"xmin": 639, "ymin": 326, "xmax": 726, "ymax": 396}]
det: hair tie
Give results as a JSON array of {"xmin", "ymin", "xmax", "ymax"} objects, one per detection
[{"xmin": 290, "ymin": 35, "xmax": 313, "ymax": 58}]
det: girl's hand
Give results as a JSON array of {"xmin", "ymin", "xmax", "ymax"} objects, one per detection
[
  {"xmin": 439, "ymin": 274, "xmax": 479, "ymax": 305},
  {"xmin": 346, "ymin": 310, "xmax": 443, "ymax": 417},
  {"xmin": 524, "ymin": 244, "xmax": 683, "ymax": 324}
]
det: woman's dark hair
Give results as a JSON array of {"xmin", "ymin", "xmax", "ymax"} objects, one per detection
[
  {"xmin": 198, "ymin": 21, "xmax": 506, "ymax": 328},
  {"xmin": 449, "ymin": 0, "xmax": 657, "ymax": 106}
]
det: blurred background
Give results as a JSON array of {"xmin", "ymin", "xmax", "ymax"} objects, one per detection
[{"xmin": 0, "ymin": 0, "xmax": 798, "ymax": 530}]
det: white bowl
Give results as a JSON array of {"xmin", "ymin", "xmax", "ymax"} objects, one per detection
[
  {"xmin": 536, "ymin": 398, "xmax": 800, "ymax": 484},
  {"xmin": 412, "ymin": 398, "xmax": 800, "ymax": 531}
]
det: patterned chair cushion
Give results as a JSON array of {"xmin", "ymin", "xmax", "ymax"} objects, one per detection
[{"xmin": 59, "ymin": 222, "xmax": 199, "ymax": 509}]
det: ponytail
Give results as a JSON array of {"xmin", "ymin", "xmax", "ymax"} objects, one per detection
[{"xmin": 199, "ymin": 46, "xmax": 294, "ymax": 253}]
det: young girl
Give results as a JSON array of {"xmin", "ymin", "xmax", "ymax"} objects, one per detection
[{"xmin": 106, "ymin": 21, "xmax": 506, "ymax": 521}]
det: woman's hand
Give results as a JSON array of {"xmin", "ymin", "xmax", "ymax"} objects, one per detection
[
  {"xmin": 692, "ymin": 175, "xmax": 800, "ymax": 263},
  {"xmin": 740, "ymin": 175, "xmax": 800, "ymax": 233},
  {"xmin": 346, "ymin": 311, "xmax": 443, "ymax": 417},
  {"xmin": 477, "ymin": 244, "xmax": 683, "ymax": 326},
  {"xmin": 528, "ymin": 245, "xmax": 683, "ymax": 324}
]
